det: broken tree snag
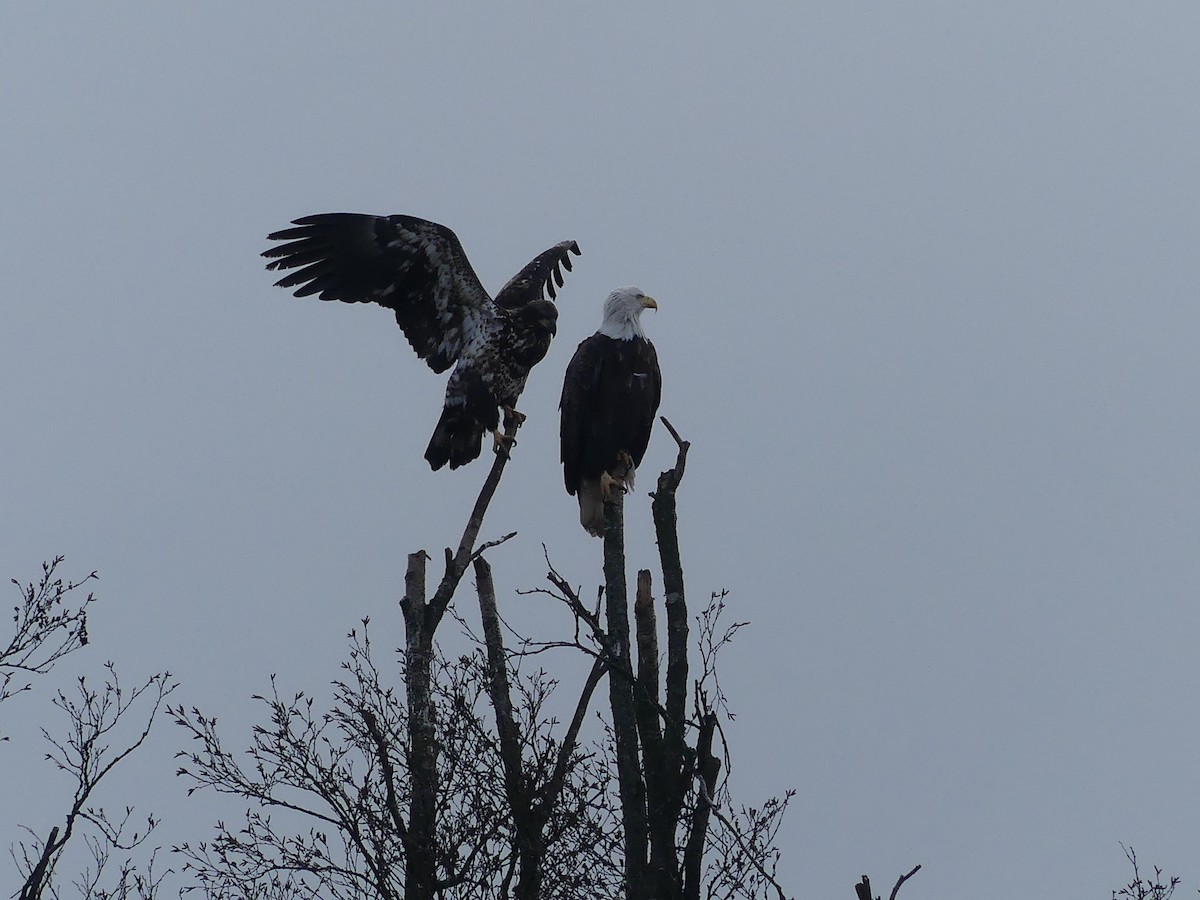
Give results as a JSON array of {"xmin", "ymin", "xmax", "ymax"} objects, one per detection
[
  {"xmin": 634, "ymin": 569, "xmax": 682, "ymax": 900},
  {"xmin": 399, "ymin": 429, "xmax": 518, "ymax": 900},
  {"xmin": 652, "ymin": 416, "xmax": 690, "ymax": 716},
  {"xmin": 395, "ymin": 417, "xmax": 517, "ymax": 900},
  {"xmin": 400, "ymin": 550, "xmax": 439, "ymax": 900},
  {"xmin": 651, "ymin": 416, "xmax": 689, "ymax": 574},
  {"xmin": 602, "ymin": 489, "xmax": 650, "ymax": 899},
  {"xmin": 400, "ymin": 550, "xmax": 428, "ymax": 620},
  {"xmin": 651, "ymin": 417, "xmax": 689, "ymax": 618},
  {"xmin": 855, "ymin": 865, "xmax": 922, "ymax": 900},
  {"xmin": 394, "ymin": 410, "xmax": 522, "ymax": 900},
  {"xmin": 652, "ymin": 415, "xmax": 690, "ymax": 501},
  {"xmin": 19, "ymin": 826, "xmax": 61, "ymax": 900},
  {"xmin": 633, "ymin": 570, "xmax": 663, "ymax": 755},
  {"xmin": 652, "ymin": 417, "xmax": 691, "ymax": 829}
]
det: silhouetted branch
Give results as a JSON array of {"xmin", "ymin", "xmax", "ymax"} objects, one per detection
[
  {"xmin": 2, "ymin": 558, "xmax": 94, "ymax": 727},
  {"xmin": 474, "ymin": 554, "xmax": 526, "ymax": 814},
  {"xmin": 602, "ymin": 491, "xmax": 650, "ymax": 899},
  {"xmin": 174, "ymin": 625, "xmax": 510, "ymax": 899},
  {"xmin": 542, "ymin": 655, "xmax": 606, "ymax": 807},
  {"xmin": 890, "ymin": 866, "xmax": 922, "ymax": 900},
  {"xmin": 363, "ymin": 708, "xmax": 409, "ymax": 845},
  {"xmin": 475, "ymin": 552, "xmax": 616, "ymax": 899},
  {"xmin": 1114, "ymin": 845, "xmax": 1179, "ymax": 900},
  {"xmin": 633, "ymin": 570, "xmax": 681, "ymax": 899},
  {"xmin": 855, "ymin": 865, "xmax": 922, "ymax": 900},
  {"xmin": 401, "ymin": 550, "xmax": 438, "ymax": 900},
  {"xmin": 168, "ymin": 415, "xmax": 797, "ymax": 900},
  {"xmin": 472, "ymin": 531, "xmax": 518, "ymax": 562},
  {"xmin": 704, "ymin": 797, "xmax": 793, "ymax": 900},
  {"xmin": 652, "ymin": 421, "xmax": 692, "ymax": 885},
  {"xmin": 681, "ymin": 708, "xmax": 720, "ymax": 900},
  {"xmin": 17, "ymin": 665, "xmax": 174, "ymax": 900},
  {"xmin": 427, "ymin": 421, "xmax": 523, "ymax": 633}
]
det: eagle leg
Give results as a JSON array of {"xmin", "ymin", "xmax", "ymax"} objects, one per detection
[
  {"xmin": 491, "ymin": 428, "xmax": 516, "ymax": 458},
  {"xmin": 600, "ymin": 470, "xmax": 626, "ymax": 502},
  {"xmin": 502, "ymin": 405, "xmax": 527, "ymax": 431}
]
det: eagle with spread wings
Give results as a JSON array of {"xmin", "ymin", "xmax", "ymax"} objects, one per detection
[{"xmin": 263, "ymin": 213, "xmax": 580, "ymax": 470}]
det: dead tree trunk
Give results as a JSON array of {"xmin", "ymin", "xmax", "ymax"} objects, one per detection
[
  {"xmin": 855, "ymin": 866, "xmax": 922, "ymax": 900},
  {"xmin": 474, "ymin": 555, "xmax": 605, "ymax": 900},
  {"xmin": 602, "ymin": 491, "xmax": 651, "ymax": 900},
  {"xmin": 400, "ymin": 550, "xmax": 438, "ymax": 900},
  {"xmin": 475, "ymin": 554, "xmax": 543, "ymax": 900},
  {"xmin": 598, "ymin": 418, "xmax": 701, "ymax": 900},
  {"xmin": 681, "ymin": 709, "xmax": 719, "ymax": 900},
  {"xmin": 633, "ymin": 569, "xmax": 682, "ymax": 899},
  {"xmin": 397, "ymin": 438, "xmax": 520, "ymax": 899}
]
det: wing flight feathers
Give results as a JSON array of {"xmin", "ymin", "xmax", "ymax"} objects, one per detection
[
  {"xmin": 264, "ymin": 211, "xmax": 581, "ymax": 471},
  {"xmin": 494, "ymin": 240, "xmax": 581, "ymax": 309},
  {"xmin": 263, "ymin": 213, "xmax": 493, "ymax": 372}
]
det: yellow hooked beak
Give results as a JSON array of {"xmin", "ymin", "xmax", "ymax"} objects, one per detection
[{"xmin": 640, "ymin": 295, "xmax": 658, "ymax": 310}]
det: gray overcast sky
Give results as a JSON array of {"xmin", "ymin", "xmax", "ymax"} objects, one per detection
[{"xmin": 3, "ymin": 3, "xmax": 1199, "ymax": 896}]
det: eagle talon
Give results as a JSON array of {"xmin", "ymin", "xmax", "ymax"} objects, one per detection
[
  {"xmin": 600, "ymin": 470, "xmax": 626, "ymax": 502},
  {"xmin": 491, "ymin": 428, "xmax": 516, "ymax": 457},
  {"xmin": 502, "ymin": 405, "xmax": 527, "ymax": 430}
]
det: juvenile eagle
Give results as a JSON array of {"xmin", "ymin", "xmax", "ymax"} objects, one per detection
[
  {"xmin": 559, "ymin": 287, "xmax": 661, "ymax": 536},
  {"xmin": 263, "ymin": 213, "xmax": 580, "ymax": 470}
]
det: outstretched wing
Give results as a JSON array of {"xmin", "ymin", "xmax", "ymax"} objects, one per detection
[
  {"xmin": 263, "ymin": 213, "xmax": 493, "ymax": 373},
  {"xmin": 494, "ymin": 240, "xmax": 581, "ymax": 309}
]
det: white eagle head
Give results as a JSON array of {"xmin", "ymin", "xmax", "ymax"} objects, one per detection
[{"xmin": 599, "ymin": 286, "xmax": 657, "ymax": 341}]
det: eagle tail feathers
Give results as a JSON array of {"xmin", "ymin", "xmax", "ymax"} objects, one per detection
[
  {"xmin": 577, "ymin": 479, "xmax": 605, "ymax": 537},
  {"xmin": 424, "ymin": 407, "xmax": 485, "ymax": 471}
]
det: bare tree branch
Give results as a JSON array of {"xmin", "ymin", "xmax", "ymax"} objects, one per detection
[
  {"xmin": 855, "ymin": 865, "xmax": 922, "ymax": 900},
  {"xmin": 889, "ymin": 865, "xmax": 922, "ymax": 900},
  {"xmin": 16, "ymin": 665, "xmax": 175, "ymax": 900},
  {"xmin": 1114, "ymin": 846, "xmax": 1179, "ymax": 900},
  {"xmin": 601, "ymin": 490, "xmax": 650, "ymax": 900},
  {"xmin": 427, "ymin": 421, "xmax": 523, "ymax": 633},
  {"xmin": 2, "ymin": 558, "xmax": 94, "ymax": 727},
  {"xmin": 166, "ymin": 417, "xmax": 797, "ymax": 900}
]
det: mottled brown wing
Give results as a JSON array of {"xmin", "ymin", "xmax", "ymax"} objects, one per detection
[
  {"xmin": 494, "ymin": 240, "xmax": 581, "ymax": 309},
  {"xmin": 263, "ymin": 212, "xmax": 494, "ymax": 373}
]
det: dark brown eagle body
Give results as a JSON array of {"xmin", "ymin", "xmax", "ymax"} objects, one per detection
[
  {"xmin": 560, "ymin": 287, "xmax": 662, "ymax": 536},
  {"xmin": 263, "ymin": 212, "xmax": 579, "ymax": 469},
  {"xmin": 427, "ymin": 295, "xmax": 558, "ymax": 469}
]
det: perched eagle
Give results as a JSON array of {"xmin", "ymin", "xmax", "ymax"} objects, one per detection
[
  {"xmin": 559, "ymin": 287, "xmax": 662, "ymax": 536},
  {"xmin": 263, "ymin": 213, "xmax": 580, "ymax": 470}
]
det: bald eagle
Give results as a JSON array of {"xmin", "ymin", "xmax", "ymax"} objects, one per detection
[
  {"xmin": 559, "ymin": 287, "xmax": 661, "ymax": 536},
  {"xmin": 263, "ymin": 213, "xmax": 580, "ymax": 470}
]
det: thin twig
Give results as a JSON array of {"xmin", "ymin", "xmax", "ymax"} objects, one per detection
[
  {"xmin": 471, "ymin": 531, "xmax": 518, "ymax": 562},
  {"xmin": 704, "ymin": 799, "xmax": 790, "ymax": 900},
  {"xmin": 889, "ymin": 865, "xmax": 921, "ymax": 900}
]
